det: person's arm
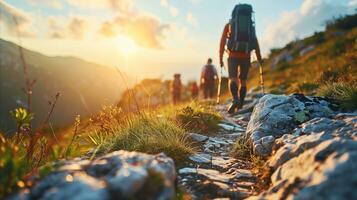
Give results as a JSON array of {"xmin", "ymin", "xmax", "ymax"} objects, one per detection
[
  {"xmin": 255, "ymin": 37, "xmax": 263, "ymax": 63},
  {"xmin": 213, "ymin": 66, "xmax": 218, "ymax": 80},
  {"xmin": 219, "ymin": 24, "xmax": 229, "ymax": 67},
  {"xmin": 200, "ymin": 66, "xmax": 205, "ymax": 85}
]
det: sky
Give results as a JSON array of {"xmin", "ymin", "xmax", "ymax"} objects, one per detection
[{"xmin": 1, "ymin": 0, "xmax": 356, "ymax": 81}]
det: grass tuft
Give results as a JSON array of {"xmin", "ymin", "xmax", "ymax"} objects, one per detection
[
  {"xmin": 93, "ymin": 113, "xmax": 195, "ymax": 165},
  {"xmin": 318, "ymin": 81, "xmax": 357, "ymax": 110},
  {"xmin": 231, "ymin": 135, "xmax": 272, "ymax": 192},
  {"xmin": 175, "ymin": 102, "xmax": 222, "ymax": 135},
  {"xmin": 231, "ymin": 135, "xmax": 252, "ymax": 159}
]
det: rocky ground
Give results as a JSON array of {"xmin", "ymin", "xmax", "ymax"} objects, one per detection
[
  {"xmin": 177, "ymin": 117, "xmax": 255, "ymax": 199},
  {"xmin": 8, "ymin": 92, "xmax": 357, "ymax": 200},
  {"xmin": 176, "ymin": 94, "xmax": 262, "ymax": 199},
  {"xmin": 246, "ymin": 94, "xmax": 357, "ymax": 200}
]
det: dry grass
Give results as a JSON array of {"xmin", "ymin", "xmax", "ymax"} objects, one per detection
[
  {"xmin": 231, "ymin": 135, "xmax": 272, "ymax": 192},
  {"xmin": 247, "ymin": 26, "xmax": 357, "ymax": 96},
  {"xmin": 231, "ymin": 135, "xmax": 252, "ymax": 159},
  {"xmin": 318, "ymin": 81, "xmax": 357, "ymax": 110},
  {"xmin": 96, "ymin": 113, "xmax": 195, "ymax": 165},
  {"xmin": 173, "ymin": 101, "xmax": 222, "ymax": 135}
]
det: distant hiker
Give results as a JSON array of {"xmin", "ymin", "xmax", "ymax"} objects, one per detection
[
  {"xmin": 200, "ymin": 58, "xmax": 218, "ymax": 99},
  {"xmin": 190, "ymin": 81, "xmax": 199, "ymax": 100},
  {"xmin": 171, "ymin": 74, "xmax": 182, "ymax": 104},
  {"xmin": 219, "ymin": 4, "xmax": 263, "ymax": 114}
]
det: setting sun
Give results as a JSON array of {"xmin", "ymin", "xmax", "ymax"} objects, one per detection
[
  {"xmin": 1, "ymin": 1, "xmax": 357, "ymax": 199},
  {"xmin": 115, "ymin": 35, "xmax": 138, "ymax": 56}
]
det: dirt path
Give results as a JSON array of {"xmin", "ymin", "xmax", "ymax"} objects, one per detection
[{"xmin": 177, "ymin": 101, "xmax": 258, "ymax": 199}]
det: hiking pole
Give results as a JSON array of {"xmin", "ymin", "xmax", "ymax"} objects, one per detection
[
  {"xmin": 258, "ymin": 61, "xmax": 265, "ymax": 95},
  {"xmin": 217, "ymin": 66, "xmax": 224, "ymax": 104}
]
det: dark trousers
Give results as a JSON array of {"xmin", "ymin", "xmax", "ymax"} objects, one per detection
[
  {"xmin": 203, "ymin": 82, "xmax": 215, "ymax": 99},
  {"xmin": 172, "ymin": 92, "xmax": 181, "ymax": 104}
]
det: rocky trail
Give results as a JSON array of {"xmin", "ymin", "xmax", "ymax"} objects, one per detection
[
  {"xmin": 177, "ymin": 95, "xmax": 261, "ymax": 199},
  {"xmin": 8, "ymin": 92, "xmax": 357, "ymax": 200}
]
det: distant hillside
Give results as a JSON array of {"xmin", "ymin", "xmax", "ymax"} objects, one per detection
[
  {"xmin": 248, "ymin": 13, "xmax": 357, "ymax": 94},
  {"xmin": 0, "ymin": 39, "xmax": 126, "ymax": 132}
]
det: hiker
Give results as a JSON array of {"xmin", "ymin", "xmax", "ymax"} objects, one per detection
[
  {"xmin": 219, "ymin": 4, "xmax": 263, "ymax": 114},
  {"xmin": 200, "ymin": 58, "xmax": 218, "ymax": 99},
  {"xmin": 171, "ymin": 74, "xmax": 182, "ymax": 104},
  {"xmin": 190, "ymin": 81, "xmax": 199, "ymax": 100}
]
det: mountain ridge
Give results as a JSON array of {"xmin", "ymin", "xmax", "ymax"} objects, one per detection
[{"xmin": 0, "ymin": 38, "xmax": 126, "ymax": 132}]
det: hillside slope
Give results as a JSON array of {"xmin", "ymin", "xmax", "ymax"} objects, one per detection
[
  {"xmin": 248, "ymin": 14, "xmax": 357, "ymax": 94},
  {"xmin": 0, "ymin": 39, "xmax": 126, "ymax": 132}
]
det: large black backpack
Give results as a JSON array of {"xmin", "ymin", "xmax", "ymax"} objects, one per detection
[
  {"xmin": 203, "ymin": 65, "xmax": 215, "ymax": 82},
  {"xmin": 227, "ymin": 4, "xmax": 256, "ymax": 53}
]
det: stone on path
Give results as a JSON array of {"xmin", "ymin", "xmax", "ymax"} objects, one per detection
[
  {"xmin": 246, "ymin": 94, "xmax": 335, "ymax": 157},
  {"xmin": 8, "ymin": 151, "xmax": 176, "ymax": 200},
  {"xmin": 187, "ymin": 132, "xmax": 209, "ymax": 142},
  {"xmin": 219, "ymin": 123, "xmax": 245, "ymax": 132},
  {"xmin": 189, "ymin": 153, "xmax": 212, "ymax": 164},
  {"xmin": 179, "ymin": 167, "xmax": 255, "ymax": 184}
]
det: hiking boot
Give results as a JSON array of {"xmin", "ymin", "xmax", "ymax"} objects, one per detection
[
  {"xmin": 237, "ymin": 101, "xmax": 244, "ymax": 110},
  {"xmin": 228, "ymin": 100, "xmax": 239, "ymax": 114}
]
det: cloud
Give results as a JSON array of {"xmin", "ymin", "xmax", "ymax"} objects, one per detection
[
  {"xmin": 0, "ymin": 1, "xmax": 34, "ymax": 37},
  {"xmin": 160, "ymin": 0, "xmax": 169, "ymax": 7},
  {"xmin": 48, "ymin": 17, "xmax": 64, "ymax": 38},
  {"xmin": 160, "ymin": 0, "xmax": 179, "ymax": 17},
  {"xmin": 188, "ymin": 0, "xmax": 201, "ymax": 4},
  {"xmin": 68, "ymin": 17, "xmax": 87, "ymax": 39},
  {"xmin": 27, "ymin": 0, "xmax": 63, "ymax": 9},
  {"xmin": 261, "ymin": 0, "xmax": 357, "ymax": 55},
  {"xmin": 63, "ymin": 0, "xmax": 170, "ymax": 47},
  {"xmin": 99, "ymin": 14, "xmax": 170, "ymax": 49},
  {"xmin": 169, "ymin": 6, "xmax": 179, "ymax": 17},
  {"xmin": 186, "ymin": 12, "xmax": 197, "ymax": 26},
  {"xmin": 349, "ymin": 0, "xmax": 357, "ymax": 6},
  {"xmin": 47, "ymin": 16, "xmax": 89, "ymax": 39},
  {"xmin": 67, "ymin": 0, "xmax": 133, "ymax": 13}
]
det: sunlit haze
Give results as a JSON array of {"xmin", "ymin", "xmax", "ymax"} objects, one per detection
[{"xmin": 1, "ymin": 0, "xmax": 356, "ymax": 81}]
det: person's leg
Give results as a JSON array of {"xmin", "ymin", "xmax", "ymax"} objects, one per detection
[
  {"xmin": 238, "ymin": 79, "xmax": 247, "ymax": 108},
  {"xmin": 177, "ymin": 93, "xmax": 181, "ymax": 103},
  {"xmin": 227, "ymin": 57, "xmax": 239, "ymax": 113},
  {"xmin": 238, "ymin": 58, "xmax": 251, "ymax": 108},
  {"xmin": 228, "ymin": 57, "xmax": 239, "ymax": 101},
  {"xmin": 204, "ymin": 84, "xmax": 208, "ymax": 99},
  {"xmin": 209, "ymin": 82, "xmax": 215, "ymax": 99},
  {"xmin": 172, "ymin": 93, "xmax": 176, "ymax": 105}
]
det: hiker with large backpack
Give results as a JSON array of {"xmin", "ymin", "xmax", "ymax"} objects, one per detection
[
  {"xmin": 219, "ymin": 4, "xmax": 263, "ymax": 114},
  {"xmin": 200, "ymin": 58, "xmax": 218, "ymax": 99}
]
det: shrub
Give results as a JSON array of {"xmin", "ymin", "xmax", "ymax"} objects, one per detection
[
  {"xmin": 269, "ymin": 48, "xmax": 282, "ymax": 57},
  {"xmin": 231, "ymin": 135, "xmax": 252, "ymax": 159},
  {"xmin": 175, "ymin": 104, "xmax": 221, "ymax": 134},
  {"xmin": 0, "ymin": 133, "xmax": 28, "ymax": 198},
  {"xmin": 319, "ymin": 69, "xmax": 342, "ymax": 83},
  {"xmin": 326, "ymin": 13, "xmax": 357, "ymax": 31},
  {"xmin": 231, "ymin": 134, "xmax": 272, "ymax": 191},
  {"xmin": 303, "ymin": 32, "xmax": 325, "ymax": 46},
  {"xmin": 97, "ymin": 113, "xmax": 194, "ymax": 165},
  {"xmin": 318, "ymin": 82, "xmax": 357, "ymax": 110},
  {"xmin": 319, "ymin": 65, "xmax": 355, "ymax": 84},
  {"xmin": 297, "ymin": 82, "xmax": 319, "ymax": 94},
  {"xmin": 269, "ymin": 88, "xmax": 285, "ymax": 95},
  {"xmin": 329, "ymin": 38, "xmax": 346, "ymax": 56},
  {"xmin": 276, "ymin": 62, "xmax": 293, "ymax": 71}
]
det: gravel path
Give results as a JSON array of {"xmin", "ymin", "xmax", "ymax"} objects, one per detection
[{"xmin": 177, "ymin": 102, "xmax": 259, "ymax": 199}]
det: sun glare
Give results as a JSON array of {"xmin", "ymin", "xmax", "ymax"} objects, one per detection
[{"xmin": 116, "ymin": 35, "xmax": 138, "ymax": 56}]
